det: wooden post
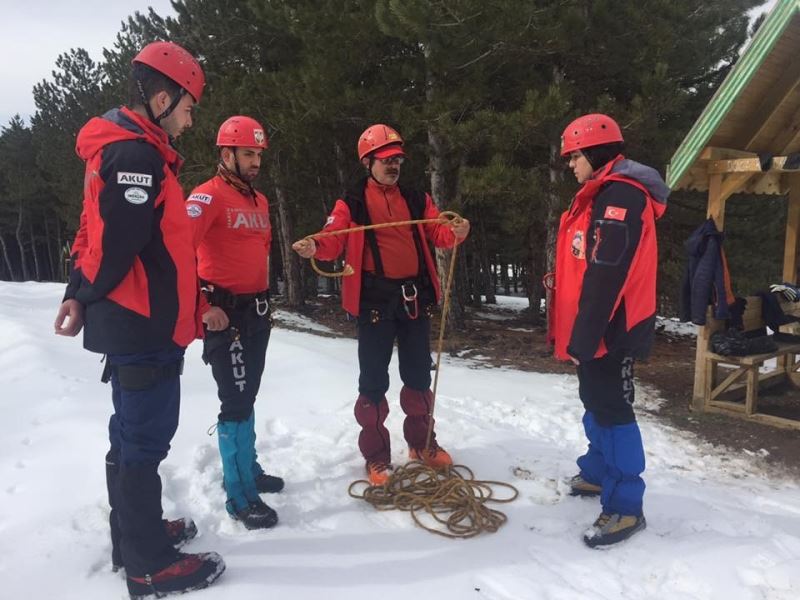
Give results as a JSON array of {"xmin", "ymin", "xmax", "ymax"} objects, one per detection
[
  {"xmin": 783, "ymin": 174, "xmax": 800, "ymax": 283},
  {"xmin": 692, "ymin": 173, "xmax": 727, "ymax": 410},
  {"xmin": 776, "ymin": 174, "xmax": 800, "ymax": 376}
]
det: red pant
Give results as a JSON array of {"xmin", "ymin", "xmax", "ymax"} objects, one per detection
[{"xmin": 353, "ymin": 386, "xmax": 438, "ymax": 463}]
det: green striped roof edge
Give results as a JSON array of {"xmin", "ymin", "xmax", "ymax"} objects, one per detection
[{"xmin": 666, "ymin": 0, "xmax": 799, "ymax": 189}]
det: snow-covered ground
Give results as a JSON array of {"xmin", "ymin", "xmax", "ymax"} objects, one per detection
[
  {"xmin": 2, "ymin": 282, "xmax": 800, "ymax": 600},
  {"xmin": 272, "ymin": 308, "xmax": 334, "ymax": 334},
  {"xmin": 656, "ymin": 316, "xmax": 697, "ymax": 338}
]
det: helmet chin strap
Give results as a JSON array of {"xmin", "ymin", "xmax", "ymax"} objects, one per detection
[
  {"xmin": 136, "ymin": 80, "xmax": 186, "ymax": 126},
  {"xmin": 232, "ymin": 149, "xmax": 245, "ymax": 180}
]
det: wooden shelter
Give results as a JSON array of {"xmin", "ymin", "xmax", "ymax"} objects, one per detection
[{"xmin": 666, "ymin": 0, "xmax": 800, "ymax": 429}]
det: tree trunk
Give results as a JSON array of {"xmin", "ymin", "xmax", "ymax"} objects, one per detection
[
  {"xmin": 269, "ymin": 243, "xmax": 280, "ymax": 293},
  {"xmin": 272, "ymin": 174, "xmax": 303, "ymax": 308},
  {"xmin": 43, "ymin": 214, "xmax": 55, "ymax": 281},
  {"xmin": 424, "ymin": 43, "xmax": 465, "ymax": 333},
  {"xmin": 333, "ymin": 142, "xmax": 348, "ymax": 192},
  {"xmin": 56, "ymin": 220, "xmax": 68, "ymax": 282},
  {"xmin": 0, "ymin": 234, "xmax": 18, "ymax": 281},
  {"xmin": 501, "ymin": 261, "xmax": 510, "ymax": 295},
  {"xmin": 477, "ymin": 212, "xmax": 495, "ymax": 304},
  {"xmin": 15, "ymin": 202, "xmax": 30, "ymax": 281},
  {"xmin": 427, "ymin": 124, "xmax": 465, "ymax": 330},
  {"xmin": 29, "ymin": 218, "xmax": 41, "ymax": 281},
  {"xmin": 541, "ymin": 142, "xmax": 563, "ymax": 325}
]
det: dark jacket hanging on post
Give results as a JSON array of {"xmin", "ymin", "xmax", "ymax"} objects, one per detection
[{"xmin": 680, "ymin": 218, "xmax": 735, "ymax": 325}]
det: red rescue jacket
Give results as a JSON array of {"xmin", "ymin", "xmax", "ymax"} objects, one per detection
[
  {"xmin": 550, "ymin": 156, "xmax": 669, "ymax": 362},
  {"xmin": 65, "ymin": 107, "xmax": 203, "ymax": 354},
  {"xmin": 314, "ymin": 177, "xmax": 459, "ymax": 316}
]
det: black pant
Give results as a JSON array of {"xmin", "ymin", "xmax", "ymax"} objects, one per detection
[
  {"xmin": 576, "ymin": 353, "xmax": 636, "ymax": 426},
  {"xmin": 357, "ymin": 301, "xmax": 433, "ymax": 404},
  {"xmin": 204, "ymin": 306, "xmax": 271, "ymax": 422}
]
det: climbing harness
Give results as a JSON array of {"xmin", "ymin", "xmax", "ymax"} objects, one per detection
[{"xmin": 297, "ymin": 211, "xmax": 519, "ymax": 536}]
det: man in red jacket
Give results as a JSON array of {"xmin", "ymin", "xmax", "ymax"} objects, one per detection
[
  {"xmin": 53, "ymin": 42, "xmax": 226, "ymax": 597},
  {"xmin": 293, "ymin": 124, "xmax": 470, "ymax": 486},
  {"xmin": 550, "ymin": 113, "xmax": 669, "ymax": 548},
  {"xmin": 186, "ymin": 116, "xmax": 282, "ymax": 531}
]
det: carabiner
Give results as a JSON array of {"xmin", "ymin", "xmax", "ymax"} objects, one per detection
[
  {"xmin": 402, "ymin": 283, "xmax": 419, "ymax": 320},
  {"xmin": 255, "ymin": 297, "xmax": 269, "ymax": 317}
]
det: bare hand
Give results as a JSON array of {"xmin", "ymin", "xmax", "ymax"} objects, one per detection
[
  {"xmin": 292, "ymin": 238, "xmax": 316, "ymax": 258},
  {"xmin": 203, "ymin": 306, "xmax": 229, "ymax": 331},
  {"xmin": 569, "ymin": 356, "xmax": 580, "ymax": 365},
  {"xmin": 54, "ymin": 299, "xmax": 84, "ymax": 337},
  {"xmin": 450, "ymin": 218, "xmax": 470, "ymax": 240}
]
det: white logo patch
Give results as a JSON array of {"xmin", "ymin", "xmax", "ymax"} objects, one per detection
[
  {"xmin": 254, "ymin": 129, "xmax": 265, "ymax": 146},
  {"xmin": 118, "ymin": 172, "xmax": 152, "ymax": 187},
  {"xmin": 188, "ymin": 193, "xmax": 213, "ymax": 205},
  {"xmin": 186, "ymin": 204, "xmax": 203, "ymax": 218},
  {"xmin": 124, "ymin": 187, "xmax": 149, "ymax": 205},
  {"xmin": 325, "ymin": 216, "xmax": 335, "ymax": 226}
]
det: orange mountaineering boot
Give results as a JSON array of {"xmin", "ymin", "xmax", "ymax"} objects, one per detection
[
  {"xmin": 366, "ymin": 461, "xmax": 392, "ymax": 486},
  {"xmin": 408, "ymin": 445, "xmax": 453, "ymax": 469}
]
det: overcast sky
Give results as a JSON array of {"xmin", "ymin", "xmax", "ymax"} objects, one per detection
[
  {"xmin": 0, "ymin": 0, "xmax": 175, "ymax": 126},
  {"xmin": 0, "ymin": 0, "xmax": 779, "ymax": 129}
]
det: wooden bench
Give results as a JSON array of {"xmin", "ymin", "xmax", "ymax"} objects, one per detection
[{"xmin": 703, "ymin": 295, "xmax": 800, "ymax": 429}]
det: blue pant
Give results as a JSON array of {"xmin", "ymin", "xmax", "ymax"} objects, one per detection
[
  {"xmin": 108, "ymin": 348, "xmax": 183, "ymax": 466},
  {"xmin": 578, "ymin": 411, "xmax": 646, "ymax": 516},
  {"xmin": 105, "ymin": 347, "xmax": 184, "ymax": 576}
]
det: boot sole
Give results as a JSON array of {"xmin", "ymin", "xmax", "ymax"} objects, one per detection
[
  {"xmin": 569, "ymin": 488, "xmax": 601, "ymax": 497},
  {"xmin": 239, "ymin": 514, "xmax": 279, "ymax": 530},
  {"xmin": 227, "ymin": 503, "xmax": 279, "ymax": 530},
  {"xmin": 583, "ymin": 517, "xmax": 647, "ymax": 548},
  {"xmin": 127, "ymin": 556, "xmax": 226, "ymax": 599}
]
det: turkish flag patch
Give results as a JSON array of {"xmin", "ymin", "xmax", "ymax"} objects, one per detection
[{"xmin": 604, "ymin": 206, "xmax": 627, "ymax": 221}]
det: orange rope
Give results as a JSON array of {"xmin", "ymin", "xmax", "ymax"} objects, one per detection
[{"xmin": 299, "ymin": 211, "xmax": 463, "ymax": 278}]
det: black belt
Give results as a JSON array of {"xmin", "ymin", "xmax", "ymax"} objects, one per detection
[
  {"xmin": 201, "ymin": 281, "xmax": 270, "ymax": 315},
  {"xmin": 362, "ymin": 273, "xmax": 423, "ymax": 319},
  {"xmin": 362, "ymin": 272, "xmax": 422, "ymax": 294}
]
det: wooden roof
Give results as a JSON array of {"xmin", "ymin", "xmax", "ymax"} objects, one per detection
[{"xmin": 667, "ymin": 0, "xmax": 800, "ymax": 195}]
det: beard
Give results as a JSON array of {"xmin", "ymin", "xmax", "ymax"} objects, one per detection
[{"xmin": 239, "ymin": 169, "xmax": 259, "ymax": 182}]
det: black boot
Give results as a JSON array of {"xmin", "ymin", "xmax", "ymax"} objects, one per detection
[
  {"xmin": 225, "ymin": 497, "xmax": 279, "ymax": 530},
  {"xmin": 218, "ymin": 420, "xmax": 279, "ymax": 530},
  {"xmin": 255, "ymin": 472, "xmax": 285, "ymax": 494}
]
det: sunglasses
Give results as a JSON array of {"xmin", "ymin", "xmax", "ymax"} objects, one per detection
[{"xmin": 377, "ymin": 156, "xmax": 405, "ymax": 166}]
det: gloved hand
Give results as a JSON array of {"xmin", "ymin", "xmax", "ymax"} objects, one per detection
[{"xmin": 769, "ymin": 282, "xmax": 800, "ymax": 302}]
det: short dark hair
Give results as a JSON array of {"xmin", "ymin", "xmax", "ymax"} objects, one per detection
[
  {"xmin": 580, "ymin": 142, "xmax": 625, "ymax": 171},
  {"xmin": 127, "ymin": 62, "xmax": 183, "ymax": 107}
]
